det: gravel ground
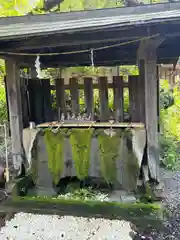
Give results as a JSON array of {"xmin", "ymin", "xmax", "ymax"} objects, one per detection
[
  {"xmin": 1, "ymin": 168, "xmax": 180, "ymax": 240},
  {"xmin": 135, "ymin": 169, "xmax": 180, "ymax": 240},
  {"xmin": 150, "ymin": 170, "xmax": 180, "ymax": 240},
  {"xmin": 0, "ymin": 213, "xmax": 134, "ymax": 240}
]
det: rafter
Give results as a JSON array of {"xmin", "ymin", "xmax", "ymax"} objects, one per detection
[{"xmin": 1, "ymin": 27, "xmax": 149, "ymax": 51}]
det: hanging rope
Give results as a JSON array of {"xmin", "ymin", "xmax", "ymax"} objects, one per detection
[
  {"xmin": 0, "ymin": 33, "xmax": 159, "ymax": 57},
  {"xmin": 90, "ymin": 48, "xmax": 94, "ymax": 67}
]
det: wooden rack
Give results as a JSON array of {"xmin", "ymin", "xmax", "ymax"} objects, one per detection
[{"xmin": 37, "ymin": 122, "xmax": 145, "ymax": 129}]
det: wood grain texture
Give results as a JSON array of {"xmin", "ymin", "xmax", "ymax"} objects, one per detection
[
  {"xmin": 98, "ymin": 77, "xmax": 109, "ymax": 121},
  {"xmin": 113, "ymin": 76, "xmax": 124, "ymax": 122},
  {"xmin": 55, "ymin": 78, "xmax": 66, "ymax": 120},
  {"xmin": 138, "ymin": 40, "xmax": 159, "ymax": 181},
  {"xmin": 84, "ymin": 77, "xmax": 94, "ymax": 118},
  {"xmin": 5, "ymin": 59, "xmax": 23, "ymax": 170},
  {"xmin": 70, "ymin": 78, "xmax": 79, "ymax": 116}
]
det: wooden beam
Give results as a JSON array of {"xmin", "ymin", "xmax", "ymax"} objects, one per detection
[
  {"xmin": 113, "ymin": 76, "xmax": 124, "ymax": 122},
  {"xmin": 14, "ymin": 53, "xmax": 177, "ymax": 69},
  {"xmin": 98, "ymin": 77, "xmax": 109, "ymax": 121},
  {"xmin": 138, "ymin": 38, "xmax": 164, "ymax": 60},
  {"xmin": 5, "ymin": 58, "xmax": 24, "ymax": 172},
  {"xmin": 37, "ymin": 122, "xmax": 145, "ymax": 128},
  {"xmin": 84, "ymin": 78, "xmax": 94, "ymax": 118},
  {"xmin": 138, "ymin": 39, "xmax": 160, "ymax": 181},
  {"xmin": 51, "ymin": 82, "xmax": 129, "ymax": 90},
  {"xmin": 70, "ymin": 78, "xmax": 79, "ymax": 116},
  {"xmin": 55, "ymin": 78, "xmax": 66, "ymax": 120},
  {"xmin": 4, "ymin": 28, "xmax": 150, "ymax": 51}
]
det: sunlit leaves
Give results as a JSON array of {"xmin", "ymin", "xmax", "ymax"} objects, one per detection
[
  {"xmin": 14, "ymin": 0, "xmax": 44, "ymax": 14},
  {"xmin": 0, "ymin": 0, "xmax": 43, "ymax": 16}
]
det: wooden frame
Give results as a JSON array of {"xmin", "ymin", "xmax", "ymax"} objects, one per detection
[{"xmin": 20, "ymin": 75, "xmax": 142, "ymax": 125}]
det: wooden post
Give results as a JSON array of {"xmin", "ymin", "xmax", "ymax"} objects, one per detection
[
  {"xmin": 113, "ymin": 76, "xmax": 124, "ymax": 122},
  {"xmin": 138, "ymin": 60, "xmax": 145, "ymax": 124},
  {"xmin": 138, "ymin": 38, "xmax": 163, "ymax": 181},
  {"xmin": 42, "ymin": 79, "xmax": 53, "ymax": 122},
  {"xmin": 28, "ymin": 79, "xmax": 44, "ymax": 124},
  {"xmin": 157, "ymin": 66, "xmax": 160, "ymax": 133},
  {"xmin": 128, "ymin": 76, "xmax": 140, "ymax": 122},
  {"xmin": 55, "ymin": 78, "xmax": 66, "ymax": 120},
  {"xmin": 98, "ymin": 77, "xmax": 109, "ymax": 121},
  {"xmin": 4, "ymin": 76, "xmax": 10, "ymax": 125},
  {"xmin": 5, "ymin": 59, "xmax": 24, "ymax": 171},
  {"xmin": 20, "ymin": 77, "xmax": 29, "ymax": 128},
  {"xmin": 84, "ymin": 78, "xmax": 94, "ymax": 118},
  {"xmin": 70, "ymin": 78, "xmax": 79, "ymax": 116},
  {"xmin": 27, "ymin": 79, "xmax": 36, "ymax": 122}
]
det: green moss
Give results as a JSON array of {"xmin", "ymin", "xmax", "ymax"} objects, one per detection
[
  {"xmin": 97, "ymin": 129, "xmax": 122, "ymax": 184},
  {"xmin": 70, "ymin": 129, "xmax": 94, "ymax": 180},
  {"xmin": 12, "ymin": 195, "xmax": 161, "ymax": 211},
  {"xmin": 3, "ymin": 195, "xmax": 165, "ymax": 232},
  {"xmin": 10, "ymin": 176, "xmax": 34, "ymax": 197},
  {"xmin": 31, "ymin": 135, "xmax": 39, "ymax": 184},
  {"xmin": 122, "ymin": 129, "xmax": 140, "ymax": 190},
  {"xmin": 44, "ymin": 129, "xmax": 67, "ymax": 184},
  {"xmin": 10, "ymin": 195, "xmax": 164, "ymax": 221},
  {"xmin": 140, "ymin": 182, "xmax": 158, "ymax": 203}
]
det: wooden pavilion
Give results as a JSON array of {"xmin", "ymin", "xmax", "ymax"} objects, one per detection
[{"xmin": 1, "ymin": 2, "xmax": 180, "ymax": 196}]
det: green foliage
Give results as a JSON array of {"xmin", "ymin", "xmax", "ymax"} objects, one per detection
[
  {"xmin": 160, "ymin": 80, "xmax": 180, "ymax": 169},
  {"xmin": 123, "ymin": 88, "xmax": 129, "ymax": 114},
  {"xmin": 0, "ymin": 0, "xmax": 43, "ymax": 122},
  {"xmin": 0, "ymin": 84, "xmax": 7, "ymax": 123},
  {"xmin": 0, "ymin": 0, "xmax": 43, "ymax": 16},
  {"xmin": 161, "ymin": 88, "xmax": 180, "ymax": 140},
  {"xmin": 70, "ymin": 129, "xmax": 94, "ymax": 180},
  {"xmin": 58, "ymin": 187, "xmax": 102, "ymax": 201},
  {"xmin": 120, "ymin": 66, "xmax": 139, "ymax": 76},
  {"xmin": 0, "ymin": 60, "xmax": 7, "ymax": 123},
  {"xmin": 44, "ymin": 129, "xmax": 67, "ymax": 184},
  {"xmin": 160, "ymin": 135, "xmax": 178, "ymax": 169},
  {"xmin": 58, "ymin": 0, "xmax": 124, "ymax": 12},
  {"xmin": 97, "ymin": 129, "xmax": 121, "ymax": 184}
]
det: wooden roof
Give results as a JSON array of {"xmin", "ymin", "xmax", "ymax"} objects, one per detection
[
  {"xmin": 1, "ymin": 3, "xmax": 180, "ymax": 67},
  {"xmin": 0, "ymin": 3, "xmax": 180, "ymax": 40}
]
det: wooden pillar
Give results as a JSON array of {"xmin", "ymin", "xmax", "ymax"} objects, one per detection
[
  {"xmin": 55, "ymin": 78, "xmax": 66, "ymax": 120},
  {"xmin": 128, "ymin": 76, "xmax": 139, "ymax": 122},
  {"xmin": 138, "ymin": 38, "xmax": 163, "ymax": 181},
  {"xmin": 113, "ymin": 76, "xmax": 124, "ymax": 122},
  {"xmin": 98, "ymin": 77, "xmax": 109, "ymax": 121},
  {"xmin": 157, "ymin": 66, "xmax": 160, "ymax": 133},
  {"xmin": 42, "ymin": 79, "xmax": 53, "ymax": 122},
  {"xmin": 20, "ymin": 77, "xmax": 29, "ymax": 128},
  {"xmin": 138, "ymin": 60, "xmax": 145, "ymax": 124},
  {"xmin": 84, "ymin": 78, "xmax": 94, "ymax": 118},
  {"xmin": 28, "ymin": 79, "xmax": 44, "ymax": 124},
  {"xmin": 4, "ymin": 76, "xmax": 10, "ymax": 124},
  {"xmin": 5, "ymin": 59, "xmax": 24, "ymax": 171},
  {"xmin": 70, "ymin": 78, "xmax": 79, "ymax": 116}
]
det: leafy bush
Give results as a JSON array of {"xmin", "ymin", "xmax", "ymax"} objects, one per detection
[
  {"xmin": 160, "ymin": 80, "xmax": 180, "ymax": 169},
  {"xmin": 0, "ymin": 84, "xmax": 7, "ymax": 123},
  {"xmin": 160, "ymin": 135, "xmax": 179, "ymax": 169}
]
